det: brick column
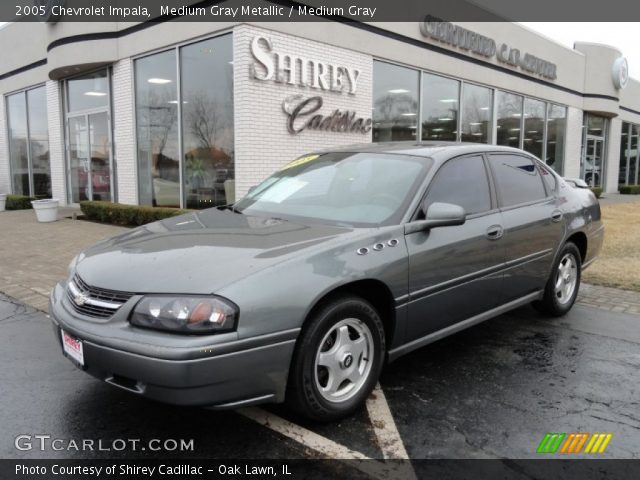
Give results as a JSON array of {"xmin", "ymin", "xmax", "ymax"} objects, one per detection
[
  {"xmin": 604, "ymin": 117, "xmax": 621, "ymax": 193},
  {"xmin": 563, "ymin": 106, "xmax": 583, "ymax": 179},
  {"xmin": 112, "ymin": 59, "xmax": 138, "ymax": 205},
  {"xmin": 47, "ymin": 80, "xmax": 67, "ymax": 205}
]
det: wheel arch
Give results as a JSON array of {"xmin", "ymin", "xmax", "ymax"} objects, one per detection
[
  {"xmin": 566, "ymin": 231, "xmax": 588, "ymax": 264},
  {"xmin": 301, "ymin": 279, "xmax": 397, "ymax": 352}
]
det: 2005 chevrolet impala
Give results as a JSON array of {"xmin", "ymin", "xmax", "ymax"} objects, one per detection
[{"xmin": 50, "ymin": 143, "xmax": 604, "ymax": 421}]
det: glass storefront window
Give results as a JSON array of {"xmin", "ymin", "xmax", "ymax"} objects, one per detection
[
  {"xmin": 460, "ymin": 83, "xmax": 491, "ymax": 143},
  {"xmin": 523, "ymin": 98, "xmax": 545, "ymax": 159},
  {"xmin": 135, "ymin": 50, "xmax": 180, "ymax": 207},
  {"xmin": 7, "ymin": 93, "xmax": 28, "ymax": 196},
  {"xmin": 421, "ymin": 72, "xmax": 459, "ymax": 141},
  {"xmin": 630, "ymin": 125, "xmax": 639, "ymax": 185},
  {"xmin": 372, "ymin": 62, "xmax": 419, "ymax": 142},
  {"xmin": 6, "ymin": 86, "xmax": 51, "ymax": 198},
  {"xmin": 135, "ymin": 33, "xmax": 234, "ymax": 209},
  {"xmin": 582, "ymin": 114, "xmax": 607, "ymax": 188},
  {"xmin": 67, "ymin": 71, "xmax": 109, "ymax": 112},
  {"xmin": 65, "ymin": 69, "xmax": 113, "ymax": 203},
  {"xmin": 27, "ymin": 87, "xmax": 51, "ymax": 197},
  {"xmin": 622, "ymin": 124, "xmax": 640, "ymax": 186},
  {"xmin": 371, "ymin": 64, "xmax": 570, "ymax": 177},
  {"xmin": 181, "ymin": 35, "xmax": 234, "ymax": 209},
  {"xmin": 546, "ymin": 104, "xmax": 566, "ymax": 175},
  {"xmin": 586, "ymin": 115, "xmax": 606, "ymax": 136},
  {"xmin": 619, "ymin": 122, "xmax": 630, "ymax": 185},
  {"xmin": 496, "ymin": 91, "xmax": 523, "ymax": 148}
]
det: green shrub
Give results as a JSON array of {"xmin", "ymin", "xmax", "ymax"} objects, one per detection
[
  {"xmin": 590, "ymin": 187, "xmax": 603, "ymax": 199},
  {"xmin": 80, "ymin": 201, "xmax": 189, "ymax": 227},
  {"xmin": 5, "ymin": 194, "xmax": 35, "ymax": 210},
  {"xmin": 619, "ymin": 185, "xmax": 640, "ymax": 195}
]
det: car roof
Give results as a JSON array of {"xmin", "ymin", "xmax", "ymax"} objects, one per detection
[{"xmin": 313, "ymin": 142, "xmax": 532, "ymax": 163}]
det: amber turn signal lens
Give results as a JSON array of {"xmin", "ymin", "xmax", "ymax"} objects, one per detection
[{"xmin": 189, "ymin": 302, "xmax": 214, "ymax": 323}]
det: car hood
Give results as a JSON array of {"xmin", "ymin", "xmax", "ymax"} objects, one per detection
[{"xmin": 74, "ymin": 209, "xmax": 355, "ymax": 294}]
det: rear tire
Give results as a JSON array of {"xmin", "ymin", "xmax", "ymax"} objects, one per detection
[
  {"xmin": 534, "ymin": 242, "xmax": 582, "ymax": 317},
  {"xmin": 286, "ymin": 295, "xmax": 385, "ymax": 422}
]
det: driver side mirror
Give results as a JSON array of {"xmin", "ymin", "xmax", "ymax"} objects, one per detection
[{"xmin": 404, "ymin": 202, "xmax": 466, "ymax": 235}]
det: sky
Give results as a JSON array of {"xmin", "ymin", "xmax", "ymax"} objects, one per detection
[
  {"xmin": 0, "ymin": 21, "xmax": 638, "ymax": 79},
  {"xmin": 520, "ymin": 23, "xmax": 640, "ymax": 80}
]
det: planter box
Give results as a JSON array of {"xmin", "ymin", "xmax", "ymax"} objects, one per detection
[
  {"xmin": 31, "ymin": 199, "xmax": 59, "ymax": 223},
  {"xmin": 0, "ymin": 194, "xmax": 6, "ymax": 212}
]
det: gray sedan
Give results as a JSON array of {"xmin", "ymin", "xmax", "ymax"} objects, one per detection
[{"xmin": 50, "ymin": 143, "xmax": 604, "ymax": 421}]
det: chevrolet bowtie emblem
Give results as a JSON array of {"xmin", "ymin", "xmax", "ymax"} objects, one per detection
[{"xmin": 74, "ymin": 293, "xmax": 89, "ymax": 306}]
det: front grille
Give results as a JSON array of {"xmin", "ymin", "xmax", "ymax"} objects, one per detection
[{"xmin": 66, "ymin": 274, "xmax": 134, "ymax": 318}]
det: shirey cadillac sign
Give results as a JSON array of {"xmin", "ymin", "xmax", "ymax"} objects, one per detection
[{"xmin": 250, "ymin": 35, "xmax": 372, "ymax": 135}]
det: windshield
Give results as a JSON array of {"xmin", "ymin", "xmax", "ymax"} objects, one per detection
[{"xmin": 234, "ymin": 152, "xmax": 431, "ymax": 227}]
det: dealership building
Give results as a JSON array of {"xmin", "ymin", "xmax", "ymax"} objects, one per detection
[{"xmin": 1, "ymin": 19, "xmax": 639, "ymax": 209}]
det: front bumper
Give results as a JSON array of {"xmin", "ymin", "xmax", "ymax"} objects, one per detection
[{"xmin": 49, "ymin": 281, "xmax": 297, "ymax": 408}]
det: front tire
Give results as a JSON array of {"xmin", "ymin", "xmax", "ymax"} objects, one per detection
[
  {"xmin": 534, "ymin": 242, "xmax": 581, "ymax": 317},
  {"xmin": 286, "ymin": 295, "xmax": 385, "ymax": 422}
]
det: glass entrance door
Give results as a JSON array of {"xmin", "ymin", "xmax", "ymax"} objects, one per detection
[
  {"xmin": 583, "ymin": 136, "xmax": 604, "ymax": 187},
  {"xmin": 67, "ymin": 111, "xmax": 112, "ymax": 202}
]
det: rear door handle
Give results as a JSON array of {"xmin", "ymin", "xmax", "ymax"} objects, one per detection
[
  {"xmin": 486, "ymin": 225, "xmax": 504, "ymax": 240},
  {"xmin": 551, "ymin": 210, "xmax": 563, "ymax": 222}
]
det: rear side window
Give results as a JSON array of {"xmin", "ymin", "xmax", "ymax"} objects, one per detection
[
  {"xmin": 424, "ymin": 155, "xmax": 491, "ymax": 215},
  {"xmin": 489, "ymin": 154, "xmax": 547, "ymax": 207}
]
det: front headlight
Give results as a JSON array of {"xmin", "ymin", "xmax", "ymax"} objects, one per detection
[{"xmin": 129, "ymin": 296, "xmax": 239, "ymax": 334}]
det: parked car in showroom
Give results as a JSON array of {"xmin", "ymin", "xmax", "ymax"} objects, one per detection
[{"xmin": 50, "ymin": 143, "xmax": 604, "ymax": 421}]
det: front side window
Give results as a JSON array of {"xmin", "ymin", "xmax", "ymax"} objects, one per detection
[
  {"xmin": 6, "ymin": 86, "xmax": 51, "ymax": 198},
  {"xmin": 490, "ymin": 154, "xmax": 547, "ymax": 207},
  {"xmin": 372, "ymin": 61, "xmax": 419, "ymax": 142},
  {"xmin": 235, "ymin": 153, "xmax": 431, "ymax": 227},
  {"xmin": 424, "ymin": 155, "xmax": 491, "ymax": 215}
]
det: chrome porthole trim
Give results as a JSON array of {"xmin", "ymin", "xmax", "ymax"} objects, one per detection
[
  {"xmin": 373, "ymin": 243, "xmax": 385, "ymax": 251},
  {"xmin": 356, "ymin": 247, "xmax": 369, "ymax": 255},
  {"xmin": 387, "ymin": 239, "xmax": 399, "ymax": 247}
]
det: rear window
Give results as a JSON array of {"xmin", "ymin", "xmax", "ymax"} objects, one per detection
[{"xmin": 489, "ymin": 154, "xmax": 547, "ymax": 207}]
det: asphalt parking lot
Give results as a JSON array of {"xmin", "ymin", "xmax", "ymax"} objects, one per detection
[{"xmin": 2, "ymin": 292, "xmax": 639, "ymax": 465}]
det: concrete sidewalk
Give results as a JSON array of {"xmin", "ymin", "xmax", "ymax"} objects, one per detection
[
  {"xmin": 0, "ymin": 207, "xmax": 638, "ymax": 315},
  {"xmin": 0, "ymin": 209, "xmax": 126, "ymax": 311}
]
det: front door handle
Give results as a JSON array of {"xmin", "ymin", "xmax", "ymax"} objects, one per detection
[
  {"xmin": 551, "ymin": 210, "xmax": 563, "ymax": 222},
  {"xmin": 486, "ymin": 225, "xmax": 504, "ymax": 240}
]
